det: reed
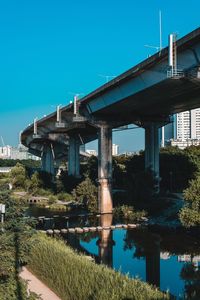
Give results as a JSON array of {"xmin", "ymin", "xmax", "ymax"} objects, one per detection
[{"xmin": 28, "ymin": 233, "xmax": 170, "ymax": 300}]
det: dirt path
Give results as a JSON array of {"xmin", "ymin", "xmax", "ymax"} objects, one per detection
[{"xmin": 20, "ymin": 267, "xmax": 61, "ymax": 300}]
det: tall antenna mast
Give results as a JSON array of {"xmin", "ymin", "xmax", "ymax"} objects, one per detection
[
  {"xmin": 159, "ymin": 10, "xmax": 162, "ymax": 51},
  {"xmin": 145, "ymin": 10, "xmax": 163, "ymax": 53}
]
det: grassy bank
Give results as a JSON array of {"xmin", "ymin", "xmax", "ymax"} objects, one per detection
[{"xmin": 28, "ymin": 233, "xmax": 170, "ymax": 300}]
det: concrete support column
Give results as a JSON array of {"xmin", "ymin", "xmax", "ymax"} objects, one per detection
[
  {"xmin": 98, "ymin": 125, "xmax": 113, "ymax": 214},
  {"xmin": 145, "ymin": 123, "xmax": 160, "ymax": 191},
  {"xmin": 41, "ymin": 144, "xmax": 55, "ymax": 175},
  {"xmin": 68, "ymin": 137, "xmax": 80, "ymax": 177}
]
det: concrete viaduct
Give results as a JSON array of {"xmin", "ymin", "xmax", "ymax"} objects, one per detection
[{"xmin": 21, "ymin": 27, "xmax": 200, "ymax": 214}]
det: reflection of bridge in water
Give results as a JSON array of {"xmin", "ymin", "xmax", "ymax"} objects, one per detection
[{"xmin": 66, "ymin": 214, "xmax": 161, "ymax": 288}]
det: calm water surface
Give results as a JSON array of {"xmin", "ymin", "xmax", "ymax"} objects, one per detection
[{"xmin": 27, "ymin": 206, "xmax": 200, "ymax": 299}]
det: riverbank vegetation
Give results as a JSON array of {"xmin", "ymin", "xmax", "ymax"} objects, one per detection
[
  {"xmin": 28, "ymin": 233, "xmax": 170, "ymax": 300},
  {"xmin": 0, "ymin": 188, "xmax": 38, "ymax": 299}
]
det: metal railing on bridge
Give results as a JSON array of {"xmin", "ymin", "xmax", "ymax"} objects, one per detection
[{"xmin": 167, "ymin": 69, "xmax": 184, "ymax": 79}]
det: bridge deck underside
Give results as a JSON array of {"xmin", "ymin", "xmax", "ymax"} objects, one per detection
[{"xmin": 93, "ymin": 77, "xmax": 200, "ymax": 120}]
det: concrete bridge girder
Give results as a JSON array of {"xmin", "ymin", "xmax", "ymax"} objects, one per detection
[
  {"xmin": 21, "ymin": 28, "xmax": 200, "ymax": 214},
  {"xmin": 84, "ymin": 44, "xmax": 200, "ymax": 119}
]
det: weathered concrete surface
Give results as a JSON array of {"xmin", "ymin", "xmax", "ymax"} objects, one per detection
[{"xmin": 98, "ymin": 126, "xmax": 113, "ymax": 214}]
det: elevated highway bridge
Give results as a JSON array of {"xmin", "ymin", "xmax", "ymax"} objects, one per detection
[{"xmin": 21, "ymin": 27, "xmax": 200, "ymax": 213}]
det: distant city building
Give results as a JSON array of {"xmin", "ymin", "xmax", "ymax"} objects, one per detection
[
  {"xmin": 112, "ymin": 144, "xmax": 119, "ymax": 156},
  {"xmin": 176, "ymin": 109, "xmax": 200, "ymax": 140},
  {"xmin": 0, "ymin": 145, "xmax": 12, "ymax": 159},
  {"xmin": 0, "ymin": 144, "xmax": 40, "ymax": 160},
  {"xmin": 161, "ymin": 108, "xmax": 200, "ymax": 148},
  {"xmin": 122, "ymin": 151, "xmax": 139, "ymax": 156},
  {"xmin": 86, "ymin": 149, "xmax": 97, "ymax": 156},
  {"xmin": 169, "ymin": 138, "xmax": 200, "ymax": 150},
  {"xmin": 178, "ymin": 255, "xmax": 200, "ymax": 268}
]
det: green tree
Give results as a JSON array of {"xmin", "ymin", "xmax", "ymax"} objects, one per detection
[
  {"xmin": 179, "ymin": 177, "xmax": 200, "ymax": 227},
  {"xmin": 27, "ymin": 171, "xmax": 42, "ymax": 193},
  {"xmin": 10, "ymin": 163, "xmax": 27, "ymax": 189},
  {"xmin": 72, "ymin": 177, "xmax": 98, "ymax": 212},
  {"xmin": 57, "ymin": 171, "xmax": 82, "ymax": 193},
  {"xmin": 81, "ymin": 155, "xmax": 98, "ymax": 184}
]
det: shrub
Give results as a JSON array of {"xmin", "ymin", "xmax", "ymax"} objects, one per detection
[
  {"xmin": 48, "ymin": 195, "xmax": 57, "ymax": 205},
  {"xmin": 49, "ymin": 204, "xmax": 69, "ymax": 211},
  {"xmin": 57, "ymin": 192, "xmax": 73, "ymax": 202},
  {"xmin": 114, "ymin": 205, "xmax": 147, "ymax": 222}
]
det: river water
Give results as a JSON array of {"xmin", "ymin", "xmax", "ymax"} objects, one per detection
[{"xmin": 27, "ymin": 206, "xmax": 200, "ymax": 299}]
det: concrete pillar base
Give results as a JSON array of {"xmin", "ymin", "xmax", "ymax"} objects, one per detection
[{"xmin": 98, "ymin": 179, "xmax": 113, "ymax": 214}]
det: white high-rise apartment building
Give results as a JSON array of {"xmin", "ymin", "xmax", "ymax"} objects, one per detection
[
  {"xmin": 0, "ymin": 146, "xmax": 11, "ymax": 158},
  {"xmin": 112, "ymin": 144, "xmax": 119, "ymax": 156},
  {"xmin": 176, "ymin": 108, "xmax": 200, "ymax": 140},
  {"xmin": 161, "ymin": 108, "xmax": 200, "ymax": 149}
]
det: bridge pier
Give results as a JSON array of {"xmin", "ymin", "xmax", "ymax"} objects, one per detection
[
  {"xmin": 68, "ymin": 137, "xmax": 80, "ymax": 177},
  {"xmin": 145, "ymin": 123, "xmax": 160, "ymax": 192},
  {"xmin": 41, "ymin": 144, "xmax": 55, "ymax": 175},
  {"xmin": 98, "ymin": 125, "xmax": 113, "ymax": 214}
]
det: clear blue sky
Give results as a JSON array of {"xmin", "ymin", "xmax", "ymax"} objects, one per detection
[{"xmin": 0, "ymin": 0, "xmax": 199, "ymax": 152}]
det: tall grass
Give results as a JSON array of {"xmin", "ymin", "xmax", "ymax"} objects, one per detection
[{"xmin": 28, "ymin": 233, "xmax": 170, "ymax": 300}]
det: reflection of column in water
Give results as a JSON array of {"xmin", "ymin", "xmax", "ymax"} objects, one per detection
[
  {"xmin": 65, "ymin": 217, "xmax": 69, "ymax": 228},
  {"xmin": 97, "ymin": 214, "xmax": 114, "ymax": 268},
  {"xmin": 67, "ymin": 232, "xmax": 81, "ymax": 249},
  {"xmin": 146, "ymin": 237, "xmax": 160, "ymax": 288}
]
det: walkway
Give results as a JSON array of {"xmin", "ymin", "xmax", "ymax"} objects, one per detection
[{"xmin": 20, "ymin": 267, "xmax": 61, "ymax": 300}]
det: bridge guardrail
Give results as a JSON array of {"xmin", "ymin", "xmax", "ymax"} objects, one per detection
[{"xmin": 167, "ymin": 69, "xmax": 184, "ymax": 79}]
